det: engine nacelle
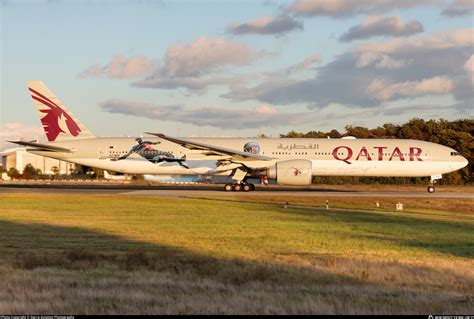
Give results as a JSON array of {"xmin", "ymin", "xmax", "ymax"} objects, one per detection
[{"xmin": 267, "ymin": 159, "xmax": 313, "ymax": 185}]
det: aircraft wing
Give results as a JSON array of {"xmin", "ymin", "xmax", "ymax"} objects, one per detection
[
  {"xmin": 8, "ymin": 140, "xmax": 72, "ymax": 153},
  {"xmin": 145, "ymin": 133, "xmax": 273, "ymax": 161}
]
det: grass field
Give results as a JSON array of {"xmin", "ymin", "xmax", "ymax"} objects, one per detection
[
  {"xmin": 0, "ymin": 193, "xmax": 473, "ymax": 314},
  {"xmin": 188, "ymin": 195, "xmax": 474, "ymax": 217},
  {"xmin": 297, "ymin": 184, "xmax": 474, "ymax": 193}
]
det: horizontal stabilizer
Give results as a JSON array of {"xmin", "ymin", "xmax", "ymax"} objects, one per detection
[{"xmin": 8, "ymin": 140, "xmax": 72, "ymax": 152}]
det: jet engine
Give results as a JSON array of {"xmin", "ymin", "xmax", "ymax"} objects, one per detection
[{"xmin": 266, "ymin": 159, "xmax": 313, "ymax": 185}]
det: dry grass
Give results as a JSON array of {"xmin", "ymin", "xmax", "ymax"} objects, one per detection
[
  {"xmin": 1, "ymin": 250, "xmax": 472, "ymax": 315},
  {"xmin": 0, "ymin": 193, "xmax": 472, "ymax": 314},
  {"xmin": 1, "ymin": 267, "xmax": 471, "ymax": 314}
]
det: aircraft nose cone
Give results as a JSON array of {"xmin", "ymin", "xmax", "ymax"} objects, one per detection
[{"xmin": 460, "ymin": 156, "xmax": 469, "ymax": 169}]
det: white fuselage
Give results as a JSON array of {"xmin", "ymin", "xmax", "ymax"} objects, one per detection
[{"xmin": 27, "ymin": 137, "xmax": 468, "ymax": 179}]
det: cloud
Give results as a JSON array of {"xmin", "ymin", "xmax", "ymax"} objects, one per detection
[
  {"xmin": 356, "ymin": 52, "xmax": 410, "ymax": 69},
  {"xmin": 287, "ymin": 54, "xmax": 322, "ymax": 73},
  {"xmin": 221, "ymin": 29, "xmax": 474, "ymax": 109},
  {"xmin": 366, "ymin": 76, "xmax": 454, "ymax": 101},
  {"xmin": 353, "ymin": 28, "xmax": 473, "ymax": 54},
  {"xmin": 78, "ymin": 64, "xmax": 104, "ymax": 78},
  {"xmin": 287, "ymin": 0, "xmax": 437, "ymax": 18},
  {"xmin": 229, "ymin": 53, "xmax": 321, "ymax": 97},
  {"xmin": 222, "ymin": 79, "xmax": 296, "ymax": 102},
  {"xmin": 161, "ymin": 37, "xmax": 257, "ymax": 77},
  {"xmin": 227, "ymin": 15, "xmax": 303, "ymax": 36},
  {"xmin": 287, "ymin": 0, "xmax": 367, "ymax": 17},
  {"xmin": 463, "ymin": 54, "xmax": 474, "ymax": 85},
  {"xmin": 130, "ymin": 36, "xmax": 269, "ymax": 93},
  {"xmin": 0, "ymin": 122, "xmax": 44, "ymax": 151},
  {"xmin": 339, "ymin": 15, "xmax": 423, "ymax": 42},
  {"xmin": 320, "ymin": 103, "xmax": 463, "ymax": 120},
  {"xmin": 441, "ymin": 0, "xmax": 474, "ymax": 16},
  {"xmin": 131, "ymin": 75, "xmax": 250, "ymax": 95},
  {"xmin": 257, "ymin": 54, "xmax": 322, "ymax": 81},
  {"xmin": 78, "ymin": 55, "xmax": 158, "ymax": 79},
  {"xmin": 464, "ymin": 55, "xmax": 474, "ymax": 73},
  {"xmin": 107, "ymin": 55, "xmax": 158, "ymax": 79},
  {"xmin": 451, "ymin": 54, "xmax": 474, "ymax": 106},
  {"xmin": 132, "ymin": 76, "xmax": 225, "ymax": 93},
  {"xmin": 99, "ymin": 99, "xmax": 317, "ymax": 129},
  {"xmin": 79, "ymin": 37, "xmax": 265, "ymax": 94}
]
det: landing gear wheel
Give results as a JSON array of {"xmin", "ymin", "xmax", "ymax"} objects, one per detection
[
  {"xmin": 243, "ymin": 184, "xmax": 252, "ymax": 192},
  {"xmin": 249, "ymin": 183, "xmax": 255, "ymax": 191},
  {"xmin": 234, "ymin": 184, "xmax": 243, "ymax": 192},
  {"xmin": 224, "ymin": 183, "xmax": 234, "ymax": 192},
  {"xmin": 427, "ymin": 186, "xmax": 435, "ymax": 193}
]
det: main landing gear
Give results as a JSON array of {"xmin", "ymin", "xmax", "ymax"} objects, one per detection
[
  {"xmin": 224, "ymin": 183, "xmax": 256, "ymax": 192},
  {"xmin": 223, "ymin": 167, "xmax": 255, "ymax": 191}
]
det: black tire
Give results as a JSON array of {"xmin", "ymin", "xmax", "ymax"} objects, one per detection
[
  {"xmin": 243, "ymin": 184, "xmax": 251, "ymax": 192},
  {"xmin": 224, "ymin": 183, "xmax": 234, "ymax": 192},
  {"xmin": 427, "ymin": 186, "xmax": 435, "ymax": 193},
  {"xmin": 249, "ymin": 184, "xmax": 256, "ymax": 191},
  {"xmin": 234, "ymin": 184, "xmax": 243, "ymax": 192}
]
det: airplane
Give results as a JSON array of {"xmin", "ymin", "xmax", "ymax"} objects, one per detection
[{"xmin": 8, "ymin": 81, "xmax": 469, "ymax": 193}]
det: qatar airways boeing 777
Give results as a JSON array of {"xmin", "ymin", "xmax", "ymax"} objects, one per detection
[{"xmin": 9, "ymin": 81, "xmax": 468, "ymax": 192}]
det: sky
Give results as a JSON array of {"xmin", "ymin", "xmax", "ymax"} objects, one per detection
[{"xmin": 1, "ymin": 0, "xmax": 473, "ymax": 150}]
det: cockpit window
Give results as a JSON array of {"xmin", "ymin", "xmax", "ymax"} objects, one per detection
[{"xmin": 451, "ymin": 152, "xmax": 461, "ymax": 156}]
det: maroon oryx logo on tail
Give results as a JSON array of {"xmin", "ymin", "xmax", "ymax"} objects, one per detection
[{"xmin": 29, "ymin": 87, "xmax": 81, "ymax": 141}]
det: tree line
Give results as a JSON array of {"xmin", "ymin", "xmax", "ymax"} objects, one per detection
[
  {"xmin": 5, "ymin": 164, "xmax": 103, "ymax": 180},
  {"xmin": 280, "ymin": 118, "xmax": 473, "ymax": 185}
]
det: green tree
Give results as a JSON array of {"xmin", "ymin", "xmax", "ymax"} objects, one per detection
[
  {"xmin": 7, "ymin": 167, "xmax": 20, "ymax": 179},
  {"xmin": 51, "ymin": 166, "xmax": 60, "ymax": 176},
  {"xmin": 345, "ymin": 125, "xmax": 372, "ymax": 138},
  {"xmin": 328, "ymin": 129, "xmax": 341, "ymax": 138},
  {"xmin": 22, "ymin": 164, "xmax": 42, "ymax": 180}
]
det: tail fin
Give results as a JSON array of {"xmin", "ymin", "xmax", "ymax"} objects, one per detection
[{"xmin": 27, "ymin": 80, "xmax": 96, "ymax": 142}]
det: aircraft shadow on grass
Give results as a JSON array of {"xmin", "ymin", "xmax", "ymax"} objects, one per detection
[{"xmin": 0, "ymin": 220, "xmax": 470, "ymax": 313}]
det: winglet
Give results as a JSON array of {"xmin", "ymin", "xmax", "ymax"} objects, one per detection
[{"xmin": 145, "ymin": 132, "xmax": 165, "ymax": 138}]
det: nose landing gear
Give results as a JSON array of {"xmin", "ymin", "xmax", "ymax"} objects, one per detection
[{"xmin": 427, "ymin": 174, "xmax": 442, "ymax": 193}]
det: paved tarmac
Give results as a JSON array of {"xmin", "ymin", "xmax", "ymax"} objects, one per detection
[
  {"xmin": 122, "ymin": 189, "xmax": 474, "ymax": 199},
  {"xmin": 0, "ymin": 183, "xmax": 472, "ymax": 199}
]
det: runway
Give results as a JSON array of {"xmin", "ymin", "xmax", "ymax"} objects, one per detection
[
  {"xmin": 123, "ymin": 190, "xmax": 474, "ymax": 199},
  {"xmin": 1, "ymin": 183, "xmax": 473, "ymax": 199}
]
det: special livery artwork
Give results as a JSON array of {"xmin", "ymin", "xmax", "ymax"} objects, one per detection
[
  {"xmin": 114, "ymin": 138, "xmax": 189, "ymax": 168},
  {"xmin": 243, "ymin": 142, "xmax": 261, "ymax": 155}
]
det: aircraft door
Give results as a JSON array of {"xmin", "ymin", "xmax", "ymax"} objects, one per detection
[{"xmin": 98, "ymin": 149, "xmax": 108, "ymax": 159}]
